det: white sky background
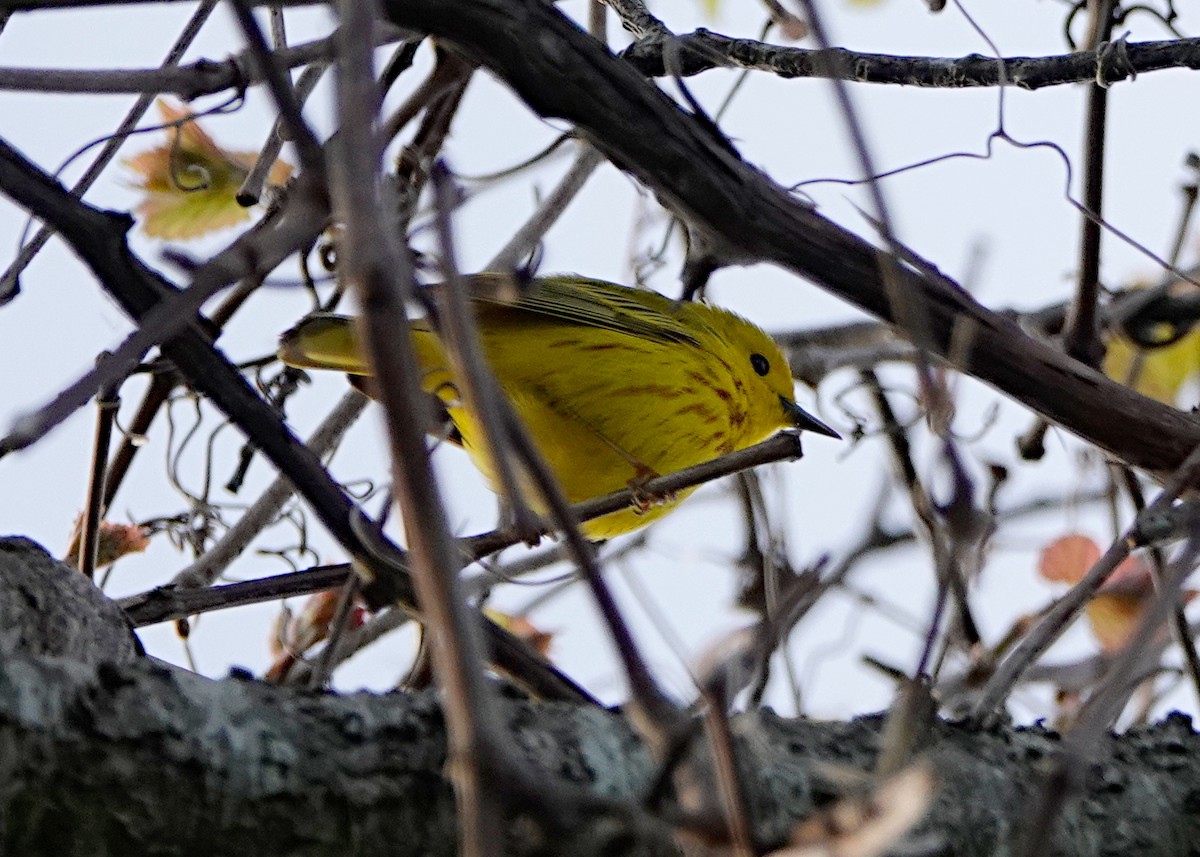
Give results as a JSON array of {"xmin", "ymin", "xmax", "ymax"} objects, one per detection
[{"xmin": 0, "ymin": 0, "xmax": 1197, "ymax": 720}]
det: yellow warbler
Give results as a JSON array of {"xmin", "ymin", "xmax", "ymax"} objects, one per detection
[{"xmin": 279, "ymin": 275, "xmax": 837, "ymax": 538}]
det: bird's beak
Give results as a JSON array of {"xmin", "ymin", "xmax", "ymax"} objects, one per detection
[{"xmin": 781, "ymin": 396, "xmax": 840, "ymax": 439}]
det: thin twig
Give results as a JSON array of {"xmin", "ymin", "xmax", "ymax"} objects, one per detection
[
  {"xmin": 306, "ymin": 572, "xmax": 360, "ymax": 690},
  {"xmin": 1115, "ymin": 466, "xmax": 1200, "ymax": 710},
  {"xmin": 1167, "ymin": 156, "xmax": 1200, "ymax": 269},
  {"xmin": 78, "ymin": 382, "xmax": 120, "ymax": 578},
  {"xmin": 227, "ymin": 0, "xmax": 324, "ymax": 176},
  {"xmin": 285, "ymin": 606, "xmax": 407, "ymax": 685},
  {"xmin": 430, "ymin": 171, "xmax": 540, "ymax": 542},
  {"xmin": 0, "ymin": 31, "xmax": 382, "ymax": 97},
  {"xmin": 268, "ymin": 5, "xmax": 287, "ymax": 52},
  {"xmin": 588, "ymin": 0, "xmax": 607, "ymax": 41},
  {"xmin": 1061, "ymin": 0, "xmax": 1116, "ymax": 368},
  {"xmin": 464, "ymin": 431, "xmax": 807, "ymax": 558},
  {"xmin": 701, "ymin": 702, "xmax": 756, "ymax": 857},
  {"xmin": 861, "ymin": 370, "xmax": 979, "ymax": 662},
  {"xmin": 121, "ymin": 563, "xmax": 352, "ymax": 626},
  {"xmin": 238, "ymin": 62, "xmax": 326, "ymax": 205},
  {"xmin": 101, "ymin": 371, "xmax": 176, "ymax": 512}
]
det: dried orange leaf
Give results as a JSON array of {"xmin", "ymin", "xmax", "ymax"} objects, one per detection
[
  {"xmin": 1085, "ymin": 592, "xmax": 1146, "ymax": 653},
  {"xmin": 265, "ymin": 589, "xmax": 367, "ymax": 683},
  {"xmin": 1084, "ymin": 552, "xmax": 1197, "ymax": 652},
  {"xmin": 64, "ymin": 517, "xmax": 150, "ymax": 569},
  {"xmin": 484, "ymin": 608, "xmax": 554, "ymax": 657},
  {"xmin": 1038, "ymin": 546, "xmax": 1196, "ymax": 653},
  {"xmin": 1037, "ymin": 534, "xmax": 1101, "ymax": 585}
]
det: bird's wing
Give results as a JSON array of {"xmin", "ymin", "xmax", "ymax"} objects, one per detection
[{"xmin": 468, "ymin": 274, "xmax": 703, "ymax": 347}]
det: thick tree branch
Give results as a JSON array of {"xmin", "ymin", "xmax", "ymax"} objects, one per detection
[
  {"xmin": 0, "ymin": 537, "xmax": 139, "ymax": 663},
  {"xmin": 379, "ymin": 0, "xmax": 1200, "ymax": 476},
  {"xmin": 3, "ymin": 538, "xmax": 1200, "ymax": 857}
]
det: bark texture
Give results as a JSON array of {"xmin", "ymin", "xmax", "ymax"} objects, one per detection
[
  {"xmin": 2, "ymin": 538, "xmax": 1200, "ymax": 856},
  {"xmin": 0, "ymin": 536, "xmax": 139, "ymax": 664}
]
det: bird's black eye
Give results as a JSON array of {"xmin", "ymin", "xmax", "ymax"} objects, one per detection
[{"xmin": 750, "ymin": 353, "xmax": 770, "ymax": 376}]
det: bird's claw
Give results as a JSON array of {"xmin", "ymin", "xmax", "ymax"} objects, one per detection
[{"xmin": 627, "ymin": 467, "xmax": 675, "ymax": 515}]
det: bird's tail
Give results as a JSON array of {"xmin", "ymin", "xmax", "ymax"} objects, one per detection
[
  {"xmin": 278, "ymin": 314, "xmax": 370, "ymax": 375},
  {"xmin": 279, "ymin": 313, "xmax": 449, "ymax": 384}
]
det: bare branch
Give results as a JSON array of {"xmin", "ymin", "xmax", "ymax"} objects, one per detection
[
  {"xmin": 329, "ymin": 7, "xmax": 508, "ymax": 850},
  {"xmin": 0, "ymin": 32, "xmax": 399, "ymax": 97},
  {"xmin": 623, "ymin": 29, "xmax": 1200, "ymax": 90},
  {"xmin": 1061, "ymin": 0, "xmax": 1117, "ymax": 369}
]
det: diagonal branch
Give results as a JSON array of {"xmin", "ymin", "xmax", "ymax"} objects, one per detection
[
  {"xmin": 379, "ymin": 0, "xmax": 1200, "ymax": 476},
  {"xmin": 0, "ymin": 134, "xmax": 588, "ymax": 706}
]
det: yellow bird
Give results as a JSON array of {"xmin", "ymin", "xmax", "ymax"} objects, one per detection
[{"xmin": 279, "ymin": 274, "xmax": 838, "ymax": 539}]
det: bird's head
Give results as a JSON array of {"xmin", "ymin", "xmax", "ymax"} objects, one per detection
[{"xmin": 719, "ymin": 311, "xmax": 840, "ymax": 444}]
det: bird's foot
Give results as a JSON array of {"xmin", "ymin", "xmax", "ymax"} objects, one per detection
[{"xmin": 627, "ymin": 466, "xmax": 675, "ymax": 515}]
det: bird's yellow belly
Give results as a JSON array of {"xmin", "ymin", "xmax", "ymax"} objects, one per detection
[{"xmin": 448, "ymin": 390, "xmax": 703, "ymax": 540}]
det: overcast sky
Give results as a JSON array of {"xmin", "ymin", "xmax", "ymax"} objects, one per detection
[{"xmin": 0, "ymin": 0, "xmax": 1196, "ymax": 719}]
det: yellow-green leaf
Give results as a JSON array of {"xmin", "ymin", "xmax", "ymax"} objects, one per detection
[{"xmin": 125, "ymin": 100, "xmax": 292, "ymax": 240}]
